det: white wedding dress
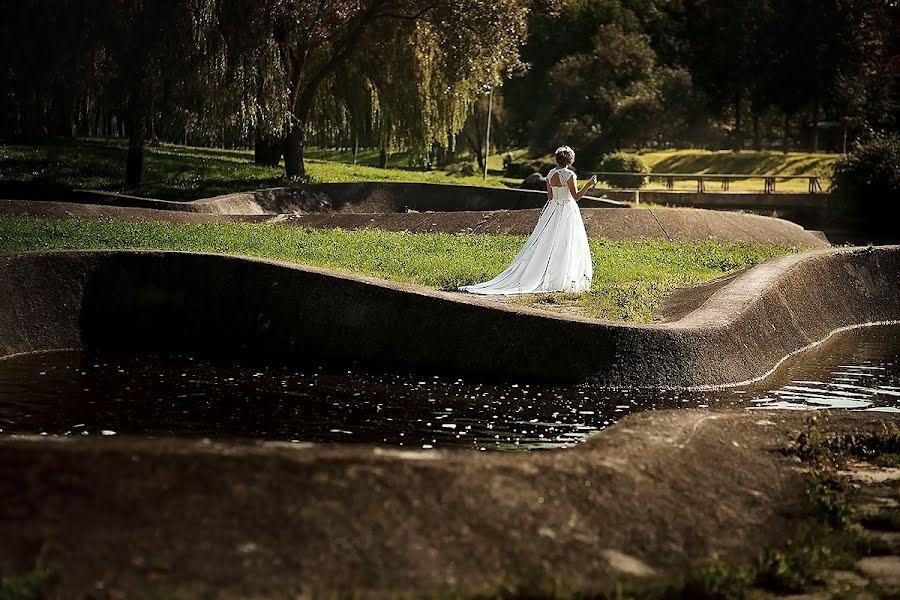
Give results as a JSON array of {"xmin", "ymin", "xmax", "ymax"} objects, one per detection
[{"xmin": 460, "ymin": 166, "xmax": 592, "ymax": 295}]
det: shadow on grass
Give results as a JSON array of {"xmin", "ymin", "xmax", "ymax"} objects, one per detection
[{"xmin": 0, "ymin": 139, "xmax": 285, "ymax": 200}]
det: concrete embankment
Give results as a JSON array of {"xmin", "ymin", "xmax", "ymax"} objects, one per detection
[
  {"xmin": 0, "ymin": 246, "xmax": 895, "ymax": 386},
  {"xmin": 2, "ymin": 248, "xmax": 899, "ymax": 597},
  {"xmin": 3, "ymin": 410, "xmax": 811, "ymax": 597},
  {"xmin": 0, "ymin": 181, "xmax": 625, "ymax": 214},
  {"xmin": 1, "ymin": 410, "xmax": 895, "ymax": 598}
]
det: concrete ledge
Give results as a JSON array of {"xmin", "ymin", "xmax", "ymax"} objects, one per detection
[
  {"xmin": 271, "ymin": 207, "xmax": 828, "ymax": 247},
  {"xmin": 2, "ymin": 410, "xmax": 896, "ymax": 597},
  {"xmin": 0, "ymin": 247, "xmax": 896, "ymax": 387},
  {"xmin": 0, "ymin": 200, "xmax": 829, "ymax": 247},
  {"xmin": 601, "ymin": 189, "xmax": 828, "ymax": 210},
  {"xmin": 192, "ymin": 183, "xmax": 628, "ymax": 214},
  {"xmin": 0, "ymin": 411, "xmax": 811, "ymax": 597},
  {"xmin": 0, "ymin": 181, "xmax": 625, "ymax": 214}
]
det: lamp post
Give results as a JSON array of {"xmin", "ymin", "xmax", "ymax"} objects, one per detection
[{"xmin": 483, "ymin": 87, "xmax": 493, "ymax": 180}]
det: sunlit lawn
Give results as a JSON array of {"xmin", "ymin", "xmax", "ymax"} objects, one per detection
[
  {"xmin": 0, "ymin": 139, "xmax": 839, "ymax": 198},
  {"xmin": 0, "ymin": 215, "xmax": 805, "ymax": 322}
]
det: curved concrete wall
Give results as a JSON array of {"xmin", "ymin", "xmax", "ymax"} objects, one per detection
[
  {"xmin": 0, "ymin": 199, "xmax": 829, "ymax": 247},
  {"xmin": 191, "ymin": 183, "xmax": 626, "ymax": 214},
  {"xmin": 0, "ymin": 181, "xmax": 625, "ymax": 214},
  {"xmin": 0, "ymin": 247, "xmax": 897, "ymax": 387},
  {"xmin": 274, "ymin": 207, "xmax": 829, "ymax": 247}
]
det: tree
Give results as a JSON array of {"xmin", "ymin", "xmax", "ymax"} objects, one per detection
[
  {"xmin": 528, "ymin": 24, "xmax": 658, "ymax": 158},
  {"xmin": 215, "ymin": 0, "xmax": 527, "ymax": 178},
  {"xmin": 681, "ymin": 0, "xmax": 773, "ymax": 151}
]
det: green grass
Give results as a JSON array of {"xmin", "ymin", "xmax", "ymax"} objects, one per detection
[
  {"xmin": 635, "ymin": 149, "xmax": 838, "ymax": 193},
  {"xmin": 0, "ymin": 215, "xmax": 803, "ymax": 323},
  {"xmin": 0, "ymin": 139, "xmax": 515, "ymax": 200},
  {"xmin": 0, "ymin": 140, "xmax": 840, "ymax": 199}
]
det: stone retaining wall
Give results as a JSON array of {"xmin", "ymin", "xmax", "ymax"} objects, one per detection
[{"xmin": 1, "ymin": 247, "xmax": 896, "ymax": 387}]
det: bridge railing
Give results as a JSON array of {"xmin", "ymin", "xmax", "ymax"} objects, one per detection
[{"xmin": 591, "ymin": 172, "xmax": 824, "ymax": 194}]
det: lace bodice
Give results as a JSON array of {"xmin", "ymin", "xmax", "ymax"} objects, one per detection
[{"xmin": 547, "ymin": 167, "xmax": 576, "ymax": 202}]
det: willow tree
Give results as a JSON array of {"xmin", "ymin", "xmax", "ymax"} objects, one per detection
[
  {"xmin": 216, "ymin": 0, "xmax": 527, "ymax": 178},
  {"xmin": 0, "ymin": 0, "xmax": 225, "ymax": 188}
]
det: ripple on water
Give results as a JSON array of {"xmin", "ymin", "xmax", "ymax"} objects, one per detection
[{"xmin": 0, "ymin": 325, "xmax": 899, "ymax": 450}]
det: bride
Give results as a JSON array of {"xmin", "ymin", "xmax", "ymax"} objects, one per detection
[{"xmin": 460, "ymin": 145, "xmax": 596, "ymax": 295}]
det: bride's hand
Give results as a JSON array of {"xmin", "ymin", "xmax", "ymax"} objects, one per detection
[{"xmin": 589, "ymin": 175, "xmax": 598, "ymax": 188}]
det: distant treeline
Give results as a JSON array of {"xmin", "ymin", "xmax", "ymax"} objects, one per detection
[
  {"xmin": 503, "ymin": 0, "xmax": 899, "ymax": 158},
  {"xmin": 1, "ymin": 0, "xmax": 897, "ymax": 187}
]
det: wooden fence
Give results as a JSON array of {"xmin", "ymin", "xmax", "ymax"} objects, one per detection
[{"xmin": 592, "ymin": 172, "xmax": 824, "ymax": 194}]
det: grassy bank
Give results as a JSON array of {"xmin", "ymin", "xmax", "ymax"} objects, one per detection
[
  {"xmin": 0, "ymin": 215, "xmax": 802, "ymax": 322},
  {"xmin": 0, "ymin": 140, "xmax": 513, "ymax": 200},
  {"xmin": 636, "ymin": 149, "xmax": 839, "ymax": 193}
]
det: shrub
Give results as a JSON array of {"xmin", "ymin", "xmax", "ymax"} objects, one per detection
[
  {"xmin": 829, "ymin": 133, "xmax": 900, "ymax": 233},
  {"xmin": 444, "ymin": 161, "xmax": 477, "ymax": 177},
  {"xmin": 504, "ymin": 159, "xmax": 557, "ymax": 179},
  {"xmin": 596, "ymin": 152, "xmax": 648, "ymax": 188}
]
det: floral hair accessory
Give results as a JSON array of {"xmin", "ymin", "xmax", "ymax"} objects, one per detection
[{"xmin": 554, "ymin": 145, "xmax": 575, "ymax": 164}]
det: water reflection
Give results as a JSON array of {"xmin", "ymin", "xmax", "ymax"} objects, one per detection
[
  {"xmin": 1, "ymin": 325, "xmax": 898, "ymax": 450},
  {"xmin": 745, "ymin": 326, "xmax": 900, "ymax": 412}
]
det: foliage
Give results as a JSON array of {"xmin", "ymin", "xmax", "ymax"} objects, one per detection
[
  {"xmin": 209, "ymin": 0, "xmax": 529, "ymax": 177},
  {"xmin": 444, "ymin": 162, "xmax": 478, "ymax": 177},
  {"xmin": 0, "ymin": 0, "xmax": 529, "ymax": 181},
  {"xmin": 597, "ymin": 153, "xmax": 648, "ymax": 188},
  {"xmin": 0, "ymin": 571, "xmax": 56, "ymax": 600},
  {"xmin": 501, "ymin": 0, "xmax": 899, "ymax": 156},
  {"xmin": 830, "ymin": 133, "xmax": 900, "ymax": 232},
  {"xmin": 0, "ymin": 216, "xmax": 800, "ymax": 323},
  {"xmin": 504, "ymin": 158, "xmax": 558, "ymax": 178}
]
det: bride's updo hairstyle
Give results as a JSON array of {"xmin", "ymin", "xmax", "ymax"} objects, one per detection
[{"xmin": 555, "ymin": 145, "xmax": 575, "ymax": 167}]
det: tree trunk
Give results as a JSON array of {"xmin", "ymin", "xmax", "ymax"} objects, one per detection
[
  {"xmin": 149, "ymin": 100, "xmax": 157, "ymax": 142},
  {"xmin": 254, "ymin": 129, "xmax": 283, "ymax": 166},
  {"xmin": 125, "ymin": 125, "xmax": 145, "ymax": 190},
  {"xmin": 811, "ymin": 97, "xmax": 820, "ymax": 153},
  {"xmin": 378, "ymin": 144, "xmax": 387, "ymax": 169},
  {"xmin": 752, "ymin": 113, "xmax": 761, "ymax": 151},
  {"xmin": 782, "ymin": 113, "xmax": 790, "ymax": 154},
  {"xmin": 842, "ymin": 123, "xmax": 848, "ymax": 154},
  {"xmin": 467, "ymin": 134, "xmax": 485, "ymax": 173},
  {"xmin": 124, "ymin": 90, "xmax": 146, "ymax": 190},
  {"xmin": 733, "ymin": 92, "xmax": 743, "ymax": 152},
  {"xmin": 284, "ymin": 124, "xmax": 305, "ymax": 179}
]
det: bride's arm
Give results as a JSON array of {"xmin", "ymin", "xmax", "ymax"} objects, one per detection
[{"xmin": 568, "ymin": 175, "xmax": 598, "ymax": 200}]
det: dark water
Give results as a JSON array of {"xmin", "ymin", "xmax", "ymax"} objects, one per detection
[{"xmin": 1, "ymin": 325, "xmax": 898, "ymax": 450}]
